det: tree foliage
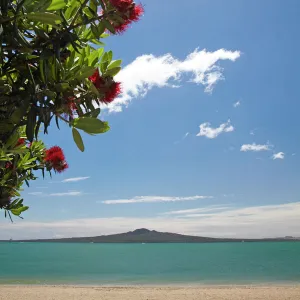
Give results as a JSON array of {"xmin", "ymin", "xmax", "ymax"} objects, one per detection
[{"xmin": 0, "ymin": 0, "xmax": 143, "ymax": 219}]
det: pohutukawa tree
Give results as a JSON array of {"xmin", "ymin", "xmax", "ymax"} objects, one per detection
[{"xmin": 0, "ymin": 0, "xmax": 144, "ymax": 219}]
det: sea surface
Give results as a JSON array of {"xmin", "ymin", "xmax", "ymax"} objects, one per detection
[{"xmin": 0, "ymin": 242, "xmax": 300, "ymax": 285}]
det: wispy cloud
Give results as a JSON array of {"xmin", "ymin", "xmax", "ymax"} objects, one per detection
[
  {"xmin": 2, "ymin": 202, "xmax": 300, "ymax": 239},
  {"xmin": 62, "ymin": 177, "xmax": 90, "ymax": 183},
  {"xmin": 272, "ymin": 152, "xmax": 285, "ymax": 160},
  {"xmin": 28, "ymin": 192, "xmax": 43, "ymax": 196},
  {"xmin": 249, "ymin": 128, "xmax": 258, "ymax": 136},
  {"xmin": 184, "ymin": 132, "xmax": 189, "ymax": 138},
  {"xmin": 29, "ymin": 191, "xmax": 83, "ymax": 197},
  {"xmin": 240, "ymin": 143, "xmax": 271, "ymax": 152},
  {"xmin": 104, "ymin": 48, "xmax": 241, "ymax": 113},
  {"xmin": 49, "ymin": 191, "xmax": 83, "ymax": 197},
  {"xmin": 197, "ymin": 120, "xmax": 234, "ymax": 139},
  {"xmin": 101, "ymin": 195, "xmax": 212, "ymax": 205},
  {"xmin": 174, "ymin": 132, "xmax": 189, "ymax": 144},
  {"xmin": 233, "ymin": 101, "xmax": 241, "ymax": 108},
  {"xmin": 162, "ymin": 205, "xmax": 231, "ymax": 215}
]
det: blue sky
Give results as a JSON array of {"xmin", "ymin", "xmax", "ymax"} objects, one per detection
[{"xmin": 2, "ymin": 0, "xmax": 300, "ymax": 239}]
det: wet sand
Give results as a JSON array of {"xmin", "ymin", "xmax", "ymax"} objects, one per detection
[{"xmin": 1, "ymin": 285, "xmax": 300, "ymax": 300}]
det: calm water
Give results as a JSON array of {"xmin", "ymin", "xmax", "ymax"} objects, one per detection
[{"xmin": 0, "ymin": 242, "xmax": 300, "ymax": 285}]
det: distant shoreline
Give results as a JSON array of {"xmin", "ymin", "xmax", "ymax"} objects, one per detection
[
  {"xmin": 2, "ymin": 228, "xmax": 299, "ymax": 243},
  {"xmin": 1, "ymin": 240, "xmax": 300, "ymax": 244}
]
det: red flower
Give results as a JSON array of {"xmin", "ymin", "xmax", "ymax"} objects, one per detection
[
  {"xmin": 44, "ymin": 146, "xmax": 68, "ymax": 173},
  {"xmin": 109, "ymin": 1, "xmax": 144, "ymax": 34},
  {"xmin": 103, "ymin": 82, "xmax": 122, "ymax": 103},
  {"xmin": 129, "ymin": 4, "xmax": 144, "ymax": 22},
  {"xmin": 67, "ymin": 97, "xmax": 77, "ymax": 111},
  {"xmin": 16, "ymin": 138, "xmax": 26, "ymax": 147},
  {"xmin": 54, "ymin": 161, "xmax": 69, "ymax": 173},
  {"xmin": 89, "ymin": 69, "xmax": 122, "ymax": 103},
  {"xmin": 110, "ymin": 0, "xmax": 133, "ymax": 11},
  {"xmin": 65, "ymin": 96, "xmax": 78, "ymax": 118},
  {"xmin": 89, "ymin": 69, "xmax": 104, "ymax": 90},
  {"xmin": 5, "ymin": 162, "xmax": 13, "ymax": 169}
]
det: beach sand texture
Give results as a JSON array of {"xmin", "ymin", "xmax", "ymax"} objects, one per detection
[{"xmin": 1, "ymin": 286, "xmax": 300, "ymax": 300}]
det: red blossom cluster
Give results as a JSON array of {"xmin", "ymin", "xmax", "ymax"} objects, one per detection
[
  {"xmin": 89, "ymin": 69, "xmax": 122, "ymax": 103},
  {"xmin": 16, "ymin": 138, "xmax": 26, "ymax": 147},
  {"xmin": 44, "ymin": 146, "xmax": 68, "ymax": 173},
  {"xmin": 65, "ymin": 96, "xmax": 78, "ymax": 118},
  {"xmin": 5, "ymin": 162, "xmax": 13, "ymax": 169},
  {"xmin": 109, "ymin": 0, "xmax": 144, "ymax": 33}
]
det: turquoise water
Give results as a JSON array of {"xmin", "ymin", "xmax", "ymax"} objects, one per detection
[{"xmin": 0, "ymin": 242, "xmax": 300, "ymax": 285}]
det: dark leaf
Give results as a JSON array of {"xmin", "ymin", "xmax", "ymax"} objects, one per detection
[
  {"xmin": 72, "ymin": 127, "xmax": 85, "ymax": 152},
  {"xmin": 26, "ymin": 107, "xmax": 37, "ymax": 142}
]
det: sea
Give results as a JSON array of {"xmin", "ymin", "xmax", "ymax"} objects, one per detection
[{"xmin": 0, "ymin": 242, "xmax": 300, "ymax": 285}]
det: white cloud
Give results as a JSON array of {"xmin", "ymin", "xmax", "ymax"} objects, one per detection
[
  {"xmin": 240, "ymin": 143, "xmax": 271, "ymax": 152},
  {"xmin": 233, "ymin": 101, "xmax": 240, "ymax": 108},
  {"xmin": 197, "ymin": 120, "xmax": 234, "ymax": 139},
  {"xmin": 162, "ymin": 205, "xmax": 231, "ymax": 215},
  {"xmin": 29, "ymin": 191, "xmax": 83, "ymax": 197},
  {"xmin": 2, "ymin": 202, "xmax": 300, "ymax": 239},
  {"xmin": 28, "ymin": 192, "xmax": 43, "ymax": 196},
  {"xmin": 272, "ymin": 152, "xmax": 285, "ymax": 160},
  {"xmin": 49, "ymin": 191, "xmax": 82, "ymax": 197},
  {"xmin": 174, "ymin": 132, "xmax": 190, "ymax": 144},
  {"xmin": 101, "ymin": 195, "xmax": 212, "ymax": 205},
  {"xmin": 104, "ymin": 48, "xmax": 241, "ymax": 113},
  {"xmin": 62, "ymin": 177, "xmax": 90, "ymax": 183}
]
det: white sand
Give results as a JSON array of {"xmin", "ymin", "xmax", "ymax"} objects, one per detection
[{"xmin": 1, "ymin": 285, "xmax": 300, "ymax": 300}]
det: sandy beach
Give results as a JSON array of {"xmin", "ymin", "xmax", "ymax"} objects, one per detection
[{"xmin": 0, "ymin": 285, "xmax": 300, "ymax": 300}]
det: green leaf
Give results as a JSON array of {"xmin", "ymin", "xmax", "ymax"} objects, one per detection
[
  {"xmin": 102, "ymin": 19, "xmax": 115, "ymax": 34},
  {"xmin": 107, "ymin": 51, "xmax": 113, "ymax": 63},
  {"xmin": 105, "ymin": 67, "xmax": 121, "ymax": 77},
  {"xmin": 26, "ymin": 12, "xmax": 62, "ymax": 25},
  {"xmin": 54, "ymin": 83, "xmax": 70, "ymax": 91},
  {"xmin": 76, "ymin": 66, "xmax": 95, "ymax": 80},
  {"xmin": 64, "ymin": 0, "xmax": 78, "ymax": 19},
  {"xmin": 83, "ymin": 108, "xmax": 101, "ymax": 118},
  {"xmin": 39, "ymin": 59, "xmax": 46, "ymax": 83},
  {"xmin": 5, "ymin": 132, "xmax": 19, "ymax": 149},
  {"xmin": 72, "ymin": 117, "xmax": 110, "ymax": 134},
  {"xmin": 88, "ymin": 47, "xmax": 104, "ymax": 66},
  {"xmin": 11, "ymin": 206, "xmax": 29, "ymax": 216},
  {"xmin": 107, "ymin": 59, "xmax": 122, "ymax": 70},
  {"xmin": 91, "ymin": 23, "xmax": 105, "ymax": 39},
  {"xmin": 0, "ymin": 122, "xmax": 13, "ymax": 134},
  {"xmin": 47, "ymin": 0, "xmax": 67, "ymax": 11},
  {"xmin": 91, "ymin": 108, "xmax": 101, "ymax": 118},
  {"xmin": 26, "ymin": 107, "xmax": 36, "ymax": 142},
  {"xmin": 72, "ymin": 128, "xmax": 85, "ymax": 152},
  {"xmin": 97, "ymin": 21, "xmax": 106, "ymax": 36},
  {"xmin": 89, "ymin": 81, "xmax": 100, "ymax": 96},
  {"xmin": 90, "ymin": 0, "xmax": 97, "ymax": 13},
  {"xmin": 10, "ymin": 107, "xmax": 25, "ymax": 124},
  {"xmin": 83, "ymin": 6, "xmax": 94, "ymax": 18}
]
